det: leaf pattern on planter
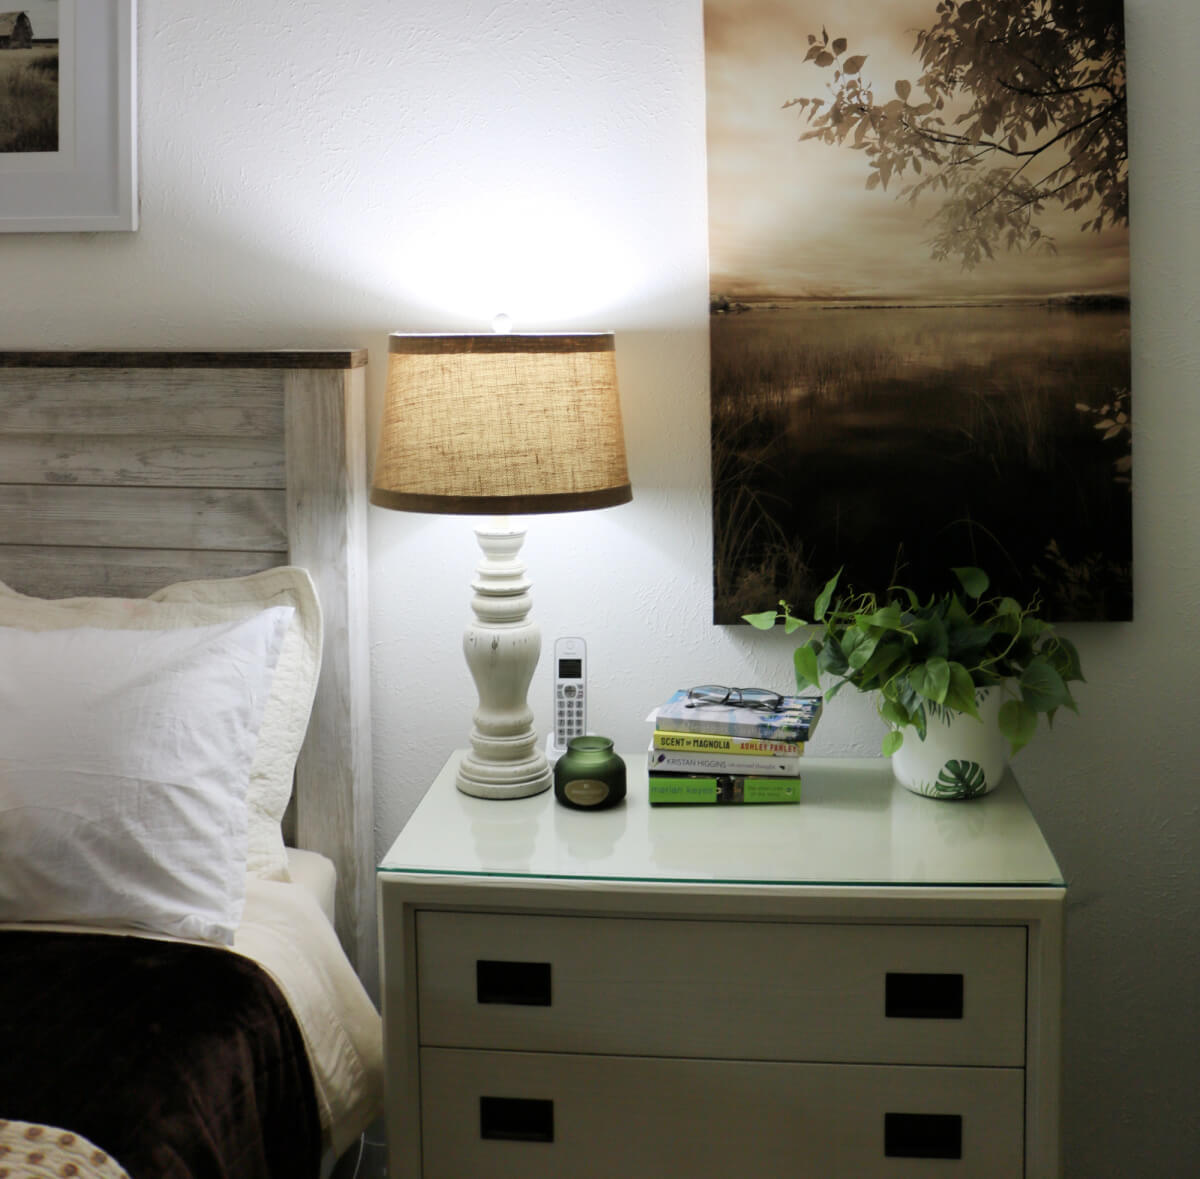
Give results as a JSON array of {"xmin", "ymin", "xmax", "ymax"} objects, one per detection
[{"xmin": 932, "ymin": 759, "xmax": 989, "ymax": 799}]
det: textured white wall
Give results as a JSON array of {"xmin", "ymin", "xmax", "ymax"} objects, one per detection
[{"xmin": 0, "ymin": 1, "xmax": 1195, "ymax": 1173}]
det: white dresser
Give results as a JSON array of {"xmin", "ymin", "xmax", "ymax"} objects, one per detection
[{"xmin": 379, "ymin": 753, "xmax": 1064, "ymax": 1178}]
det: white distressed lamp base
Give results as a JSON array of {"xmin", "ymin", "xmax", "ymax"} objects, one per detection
[
  {"xmin": 456, "ymin": 521, "xmax": 552, "ymax": 800},
  {"xmin": 457, "ymin": 750, "xmax": 552, "ymax": 799}
]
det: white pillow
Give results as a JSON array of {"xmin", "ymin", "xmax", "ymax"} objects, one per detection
[
  {"xmin": 0, "ymin": 568, "xmax": 322, "ymax": 880},
  {"xmin": 0, "ymin": 608, "xmax": 293, "ymax": 943}
]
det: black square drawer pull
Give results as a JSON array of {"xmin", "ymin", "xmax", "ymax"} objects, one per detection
[
  {"xmin": 884, "ymin": 1112, "xmax": 962, "ymax": 1159},
  {"xmin": 476, "ymin": 959, "xmax": 552, "ymax": 1006},
  {"xmin": 885, "ymin": 972, "xmax": 964, "ymax": 1019},
  {"xmin": 480, "ymin": 1096, "xmax": 555, "ymax": 1142}
]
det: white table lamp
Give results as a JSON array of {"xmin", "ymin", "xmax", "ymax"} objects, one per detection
[{"xmin": 370, "ymin": 331, "xmax": 632, "ymax": 799}]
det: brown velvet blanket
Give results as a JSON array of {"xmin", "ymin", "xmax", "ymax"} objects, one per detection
[{"xmin": 0, "ymin": 930, "xmax": 320, "ymax": 1179}]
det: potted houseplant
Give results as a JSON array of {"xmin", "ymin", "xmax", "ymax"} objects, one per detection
[{"xmin": 745, "ymin": 567, "xmax": 1083, "ymax": 799}]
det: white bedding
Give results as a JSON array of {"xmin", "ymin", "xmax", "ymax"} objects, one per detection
[
  {"xmin": 285, "ymin": 846, "xmax": 339, "ymax": 927},
  {"xmin": 1, "ymin": 864, "xmax": 383, "ymax": 1160},
  {"xmin": 236, "ymin": 870, "xmax": 383, "ymax": 1156}
]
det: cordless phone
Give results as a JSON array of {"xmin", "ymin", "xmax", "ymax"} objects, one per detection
[{"xmin": 551, "ymin": 637, "xmax": 587, "ymax": 757}]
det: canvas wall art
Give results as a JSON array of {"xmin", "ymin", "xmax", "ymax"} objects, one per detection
[{"xmin": 705, "ymin": 0, "xmax": 1130, "ymax": 623}]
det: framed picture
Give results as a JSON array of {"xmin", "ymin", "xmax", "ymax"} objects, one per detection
[
  {"xmin": 0, "ymin": 1, "xmax": 136, "ymax": 232},
  {"xmin": 705, "ymin": 0, "xmax": 1131, "ymax": 623}
]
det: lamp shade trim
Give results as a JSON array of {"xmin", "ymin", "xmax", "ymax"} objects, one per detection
[
  {"xmin": 387, "ymin": 333, "xmax": 615, "ymax": 356},
  {"xmin": 369, "ymin": 484, "xmax": 632, "ymax": 516}
]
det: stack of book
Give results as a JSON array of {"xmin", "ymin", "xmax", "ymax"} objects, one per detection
[{"xmin": 646, "ymin": 689, "xmax": 823, "ymax": 805}]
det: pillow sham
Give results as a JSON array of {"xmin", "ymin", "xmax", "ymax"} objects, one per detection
[
  {"xmin": 0, "ymin": 567, "xmax": 322, "ymax": 880},
  {"xmin": 0, "ymin": 608, "xmax": 293, "ymax": 943}
]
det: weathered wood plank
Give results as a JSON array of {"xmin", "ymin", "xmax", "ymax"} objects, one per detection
[
  {"xmin": 0, "ymin": 350, "xmax": 368, "ymax": 369},
  {"xmin": 0, "ymin": 369, "xmax": 285, "ymax": 437},
  {"xmin": 0, "ymin": 433, "xmax": 286, "ymax": 488},
  {"xmin": 0, "ymin": 546, "xmax": 285, "ymax": 599},
  {"xmin": 0, "ymin": 485, "xmax": 288, "ymax": 551},
  {"xmin": 285, "ymin": 364, "xmax": 376, "ymax": 987}
]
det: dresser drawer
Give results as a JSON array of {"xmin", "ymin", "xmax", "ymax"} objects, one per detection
[
  {"xmin": 416, "ymin": 911, "xmax": 1026, "ymax": 1066},
  {"xmin": 419, "ymin": 1047, "xmax": 1026, "ymax": 1179}
]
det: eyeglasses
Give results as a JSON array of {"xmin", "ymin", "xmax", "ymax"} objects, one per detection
[{"xmin": 685, "ymin": 685, "xmax": 784, "ymax": 712}]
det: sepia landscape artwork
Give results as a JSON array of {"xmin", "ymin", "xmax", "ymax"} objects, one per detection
[
  {"xmin": 705, "ymin": 0, "xmax": 1131, "ymax": 624},
  {"xmin": 0, "ymin": 2, "xmax": 59, "ymax": 153}
]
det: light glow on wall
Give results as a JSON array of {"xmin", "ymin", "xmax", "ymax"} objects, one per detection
[{"xmin": 371, "ymin": 185, "xmax": 650, "ymax": 327}]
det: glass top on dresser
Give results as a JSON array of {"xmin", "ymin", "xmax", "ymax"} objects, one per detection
[{"xmin": 378, "ymin": 753, "xmax": 1065, "ymax": 889}]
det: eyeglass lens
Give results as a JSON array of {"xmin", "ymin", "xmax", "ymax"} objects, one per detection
[{"xmin": 687, "ymin": 685, "xmax": 782, "ymax": 709}]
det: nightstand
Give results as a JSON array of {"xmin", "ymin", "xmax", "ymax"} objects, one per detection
[{"xmin": 379, "ymin": 752, "xmax": 1064, "ymax": 1178}]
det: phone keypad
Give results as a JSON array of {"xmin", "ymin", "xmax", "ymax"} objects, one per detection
[{"xmin": 556, "ymin": 683, "xmax": 585, "ymax": 739}]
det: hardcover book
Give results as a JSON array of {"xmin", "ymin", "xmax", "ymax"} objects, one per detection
[
  {"xmin": 648, "ymin": 772, "xmax": 801, "ymax": 805},
  {"xmin": 650, "ymin": 690, "xmax": 822, "ymax": 742}
]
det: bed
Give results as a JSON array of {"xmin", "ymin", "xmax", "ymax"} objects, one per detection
[{"xmin": 0, "ymin": 351, "xmax": 383, "ymax": 1179}]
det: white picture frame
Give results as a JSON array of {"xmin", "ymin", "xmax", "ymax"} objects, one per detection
[{"xmin": 0, "ymin": 1, "xmax": 136, "ymax": 232}]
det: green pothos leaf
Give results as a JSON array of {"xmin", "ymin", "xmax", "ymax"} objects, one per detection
[
  {"xmin": 910, "ymin": 656, "xmax": 950, "ymax": 704},
  {"xmin": 743, "ymin": 610, "xmax": 779, "ymax": 630},
  {"xmin": 794, "ymin": 644, "xmax": 821, "ymax": 690},
  {"xmin": 999, "ymin": 698, "xmax": 1038, "ymax": 753},
  {"xmin": 1048, "ymin": 634, "xmax": 1084, "ymax": 685},
  {"xmin": 952, "ymin": 566, "xmax": 988, "ymax": 599},
  {"xmin": 1019, "ymin": 657, "xmax": 1069, "ymax": 714},
  {"xmin": 813, "ymin": 568, "xmax": 842, "ymax": 621},
  {"xmin": 862, "ymin": 602, "xmax": 907, "ymax": 631},
  {"xmin": 944, "ymin": 662, "xmax": 980, "ymax": 718}
]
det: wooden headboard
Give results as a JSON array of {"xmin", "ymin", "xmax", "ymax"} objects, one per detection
[{"xmin": 0, "ymin": 351, "xmax": 375, "ymax": 984}]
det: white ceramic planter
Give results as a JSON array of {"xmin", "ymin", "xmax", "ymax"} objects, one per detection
[{"xmin": 890, "ymin": 688, "xmax": 1011, "ymax": 800}]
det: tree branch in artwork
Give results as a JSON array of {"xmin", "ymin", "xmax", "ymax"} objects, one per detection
[{"xmin": 785, "ymin": 0, "xmax": 1127, "ymax": 268}]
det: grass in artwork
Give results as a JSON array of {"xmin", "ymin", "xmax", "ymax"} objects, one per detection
[
  {"xmin": 0, "ymin": 49, "xmax": 59, "ymax": 153},
  {"xmin": 711, "ymin": 301, "xmax": 1132, "ymax": 623}
]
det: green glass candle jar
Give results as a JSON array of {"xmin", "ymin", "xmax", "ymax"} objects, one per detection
[{"xmin": 554, "ymin": 736, "xmax": 626, "ymax": 810}]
